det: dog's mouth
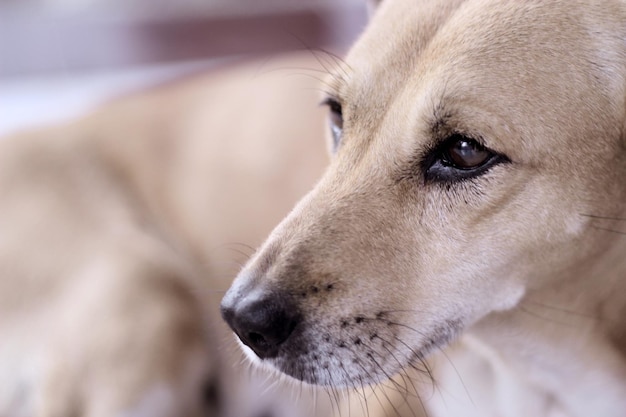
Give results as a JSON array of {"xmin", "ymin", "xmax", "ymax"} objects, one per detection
[
  {"xmin": 272, "ymin": 317, "xmax": 461, "ymax": 387},
  {"xmin": 223, "ymin": 293, "xmax": 462, "ymax": 387}
]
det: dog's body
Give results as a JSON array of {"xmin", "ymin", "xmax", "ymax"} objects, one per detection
[
  {"xmin": 0, "ymin": 56, "xmax": 331, "ymax": 417},
  {"xmin": 222, "ymin": 1, "xmax": 626, "ymax": 416},
  {"xmin": 3, "ymin": 1, "xmax": 626, "ymax": 416}
]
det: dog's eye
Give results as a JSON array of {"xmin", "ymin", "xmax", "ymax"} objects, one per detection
[
  {"xmin": 422, "ymin": 134, "xmax": 509, "ymax": 182},
  {"xmin": 442, "ymin": 136, "xmax": 491, "ymax": 169},
  {"xmin": 322, "ymin": 97, "xmax": 343, "ymax": 149}
]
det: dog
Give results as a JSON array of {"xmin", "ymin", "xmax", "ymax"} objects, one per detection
[
  {"xmin": 221, "ymin": 1, "xmax": 626, "ymax": 416},
  {"xmin": 0, "ymin": 55, "xmax": 333, "ymax": 417}
]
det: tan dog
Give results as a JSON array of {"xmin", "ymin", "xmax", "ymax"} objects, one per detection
[
  {"xmin": 0, "ymin": 55, "xmax": 331, "ymax": 417},
  {"xmin": 221, "ymin": 1, "xmax": 626, "ymax": 416}
]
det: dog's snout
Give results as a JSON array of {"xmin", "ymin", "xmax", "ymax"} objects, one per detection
[{"xmin": 221, "ymin": 291, "xmax": 300, "ymax": 359}]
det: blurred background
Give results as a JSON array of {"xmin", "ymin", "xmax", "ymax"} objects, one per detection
[
  {"xmin": 0, "ymin": 3, "xmax": 370, "ymax": 416},
  {"xmin": 0, "ymin": 0, "xmax": 367, "ymax": 136}
]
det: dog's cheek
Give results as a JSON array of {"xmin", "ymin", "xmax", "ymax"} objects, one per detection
[
  {"xmin": 416, "ymin": 168, "xmax": 597, "ymax": 293},
  {"xmin": 400, "ymin": 189, "xmax": 531, "ymax": 318},
  {"xmin": 492, "ymin": 177, "xmax": 602, "ymax": 284}
]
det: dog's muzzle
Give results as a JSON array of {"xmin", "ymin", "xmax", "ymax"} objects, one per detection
[{"xmin": 220, "ymin": 288, "xmax": 301, "ymax": 359}]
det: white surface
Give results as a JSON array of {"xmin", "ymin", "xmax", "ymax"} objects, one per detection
[{"xmin": 0, "ymin": 59, "xmax": 223, "ymax": 138}]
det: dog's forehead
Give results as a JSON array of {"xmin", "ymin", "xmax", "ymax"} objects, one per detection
[
  {"xmin": 346, "ymin": 0, "xmax": 596, "ymax": 95},
  {"xmin": 340, "ymin": 0, "xmax": 623, "ymax": 159},
  {"xmin": 340, "ymin": 0, "xmax": 463, "ymax": 120}
]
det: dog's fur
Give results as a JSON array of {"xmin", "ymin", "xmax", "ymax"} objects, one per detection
[
  {"xmin": 222, "ymin": 1, "xmax": 626, "ymax": 416},
  {"xmin": 0, "ymin": 56, "xmax": 331, "ymax": 417}
]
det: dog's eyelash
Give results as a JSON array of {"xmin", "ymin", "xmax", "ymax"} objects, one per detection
[{"xmin": 321, "ymin": 97, "xmax": 342, "ymax": 115}]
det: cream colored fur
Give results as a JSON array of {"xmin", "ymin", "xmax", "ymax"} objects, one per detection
[
  {"xmin": 0, "ymin": 55, "xmax": 331, "ymax": 417},
  {"xmin": 222, "ymin": 1, "xmax": 626, "ymax": 416}
]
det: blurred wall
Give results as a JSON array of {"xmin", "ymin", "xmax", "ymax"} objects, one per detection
[{"xmin": 0, "ymin": 0, "xmax": 367, "ymax": 136}]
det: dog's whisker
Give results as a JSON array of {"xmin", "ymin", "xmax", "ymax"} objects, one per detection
[
  {"xmin": 356, "ymin": 376, "xmax": 372, "ymax": 417},
  {"xmin": 222, "ymin": 241, "xmax": 257, "ymax": 252},
  {"xmin": 257, "ymin": 65, "xmax": 342, "ymax": 77},
  {"xmin": 207, "ymin": 242, "xmax": 255, "ymax": 258},
  {"xmin": 368, "ymin": 338, "xmax": 418, "ymax": 401},
  {"xmin": 322, "ymin": 367, "xmax": 341, "ymax": 417},
  {"xmin": 383, "ymin": 320, "xmax": 430, "ymax": 338},
  {"xmin": 299, "ymin": 86, "xmax": 336, "ymax": 96},
  {"xmin": 336, "ymin": 363, "xmax": 356, "ymax": 416},
  {"xmin": 401, "ymin": 367, "xmax": 432, "ymax": 417},
  {"xmin": 306, "ymin": 45, "xmax": 354, "ymax": 79},
  {"xmin": 251, "ymin": 50, "xmax": 344, "ymax": 85},
  {"xmin": 366, "ymin": 344, "xmax": 408, "ymax": 398},
  {"xmin": 377, "ymin": 380, "xmax": 405, "ymax": 417},
  {"xmin": 580, "ymin": 213, "xmax": 626, "ymax": 222},
  {"xmin": 360, "ymin": 351, "xmax": 407, "ymax": 417},
  {"xmin": 205, "ymin": 259, "xmax": 248, "ymax": 270},
  {"xmin": 358, "ymin": 314, "xmax": 455, "ymax": 405},
  {"xmin": 360, "ymin": 378, "xmax": 387, "ymax": 415},
  {"xmin": 340, "ymin": 387, "xmax": 352, "ymax": 417},
  {"xmin": 408, "ymin": 360, "xmax": 439, "ymax": 403},
  {"xmin": 590, "ymin": 225, "xmax": 626, "ymax": 235},
  {"xmin": 296, "ymin": 376, "xmax": 304, "ymax": 409},
  {"xmin": 518, "ymin": 306, "xmax": 579, "ymax": 327},
  {"xmin": 521, "ymin": 299, "xmax": 603, "ymax": 321},
  {"xmin": 217, "ymin": 256, "xmax": 249, "ymax": 268},
  {"xmin": 305, "ymin": 47, "xmax": 350, "ymax": 86},
  {"xmin": 330, "ymin": 387, "xmax": 342, "ymax": 417},
  {"xmin": 282, "ymin": 30, "xmax": 350, "ymax": 84},
  {"xmin": 339, "ymin": 388, "xmax": 350, "ymax": 417},
  {"xmin": 387, "ymin": 334, "xmax": 426, "ymax": 364},
  {"xmin": 283, "ymin": 72, "xmax": 340, "ymax": 94},
  {"xmin": 378, "ymin": 337, "xmax": 424, "ymax": 403},
  {"xmin": 431, "ymin": 346, "xmax": 475, "ymax": 408},
  {"xmin": 345, "ymin": 374, "xmax": 369, "ymax": 417},
  {"xmin": 259, "ymin": 378, "xmax": 281, "ymax": 398},
  {"xmin": 250, "ymin": 54, "xmax": 275, "ymax": 80},
  {"xmin": 368, "ymin": 383, "xmax": 392, "ymax": 417},
  {"xmin": 312, "ymin": 384, "xmax": 318, "ymax": 417}
]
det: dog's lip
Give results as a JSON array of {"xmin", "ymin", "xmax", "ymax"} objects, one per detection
[
  {"xmin": 410, "ymin": 318, "xmax": 464, "ymax": 360},
  {"xmin": 253, "ymin": 316, "xmax": 465, "ymax": 387}
]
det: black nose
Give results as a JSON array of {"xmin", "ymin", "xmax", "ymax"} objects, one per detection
[{"xmin": 220, "ymin": 292, "xmax": 300, "ymax": 359}]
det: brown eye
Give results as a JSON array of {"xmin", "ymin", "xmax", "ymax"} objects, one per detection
[
  {"xmin": 421, "ymin": 133, "xmax": 509, "ymax": 183},
  {"xmin": 323, "ymin": 97, "xmax": 343, "ymax": 148},
  {"xmin": 443, "ymin": 136, "xmax": 491, "ymax": 169}
]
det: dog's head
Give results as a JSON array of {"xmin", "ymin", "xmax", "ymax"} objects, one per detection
[{"xmin": 222, "ymin": 0, "xmax": 626, "ymax": 387}]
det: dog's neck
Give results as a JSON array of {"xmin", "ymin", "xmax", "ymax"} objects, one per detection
[{"xmin": 469, "ymin": 229, "xmax": 626, "ymax": 415}]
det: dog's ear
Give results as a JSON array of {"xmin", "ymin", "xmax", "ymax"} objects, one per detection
[{"xmin": 366, "ymin": 0, "xmax": 384, "ymax": 17}]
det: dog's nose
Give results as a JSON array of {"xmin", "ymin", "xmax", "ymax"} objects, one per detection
[{"xmin": 220, "ymin": 292, "xmax": 300, "ymax": 359}]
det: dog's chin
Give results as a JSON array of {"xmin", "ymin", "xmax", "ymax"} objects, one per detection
[{"xmin": 238, "ymin": 319, "xmax": 462, "ymax": 388}]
